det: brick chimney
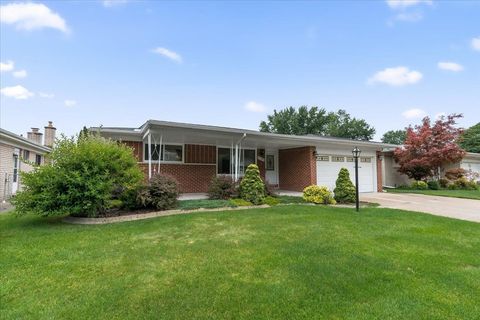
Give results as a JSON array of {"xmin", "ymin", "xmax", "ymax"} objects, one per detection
[
  {"xmin": 44, "ymin": 121, "xmax": 56, "ymax": 147},
  {"xmin": 27, "ymin": 128, "xmax": 43, "ymax": 145}
]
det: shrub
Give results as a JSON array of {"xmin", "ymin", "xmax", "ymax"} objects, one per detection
[
  {"xmin": 333, "ymin": 168, "xmax": 356, "ymax": 203},
  {"xmin": 303, "ymin": 185, "xmax": 336, "ymax": 205},
  {"xmin": 453, "ymin": 177, "xmax": 477, "ymax": 190},
  {"xmin": 230, "ymin": 198, "xmax": 253, "ymax": 207},
  {"xmin": 239, "ymin": 164, "xmax": 265, "ymax": 205},
  {"xmin": 439, "ymin": 178, "xmax": 449, "ymax": 188},
  {"xmin": 411, "ymin": 180, "xmax": 428, "ymax": 190},
  {"xmin": 208, "ymin": 175, "xmax": 235, "ymax": 200},
  {"xmin": 427, "ymin": 180, "xmax": 440, "ymax": 190},
  {"xmin": 145, "ymin": 174, "xmax": 179, "ymax": 210},
  {"xmin": 264, "ymin": 196, "xmax": 280, "ymax": 206},
  {"xmin": 445, "ymin": 168, "xmax": 466, "ymax": 180},
  {"xmin": 447, "ymin": 183, "xmax": 458, "ymax": 190},
  {"xmin": 12, "ymin": 135, "xmax": 143, "ymax": 217}
]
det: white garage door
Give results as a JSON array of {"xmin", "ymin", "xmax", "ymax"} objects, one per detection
[
  {"xmin": 462, "ymin": 162, "xmax": 480, "ymax": 180},
  {"xmin": 316, "ymin": 155, "xmax": 376, "ymax": 193}
]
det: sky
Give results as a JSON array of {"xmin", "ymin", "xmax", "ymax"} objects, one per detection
[{"xmin": 1, "ymin": 0, "xmax": 479, "ymax": 141}]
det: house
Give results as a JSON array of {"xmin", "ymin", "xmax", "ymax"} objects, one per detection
[
  {"xmin": 0, "ymin": 122, "xmax": 56, "ymax": 202},
  {"xmin": 92, "ymin": 120, "xmax": 397, "ymax": 194}
]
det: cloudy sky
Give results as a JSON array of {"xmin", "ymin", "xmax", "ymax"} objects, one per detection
[{"xmin": 1, "ymin": 0, "xmax": 479, "ymax": 140}]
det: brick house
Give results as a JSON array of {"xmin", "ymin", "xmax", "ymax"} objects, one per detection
[
  {"xmin": 92, "ymin": 120, "xmax": 395, "ymax": 194},
  {"xmin": 0, "ymin": 122, "xmax": 56, "ymax": 201}
]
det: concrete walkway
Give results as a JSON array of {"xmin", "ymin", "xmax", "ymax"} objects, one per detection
[{"xmin": 360, "ymin": 192, "xmax": 480, "ymax": 223}]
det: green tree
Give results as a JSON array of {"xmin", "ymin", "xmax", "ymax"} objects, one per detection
[
  {"xmin": 13, "ymin": 135, "xmax": 143, "ymax": 217},
  {"xmin": 239, "ymin": 164, "xmax": 265, "ymax": 205},
  {"xmin": 381, "ymin": 130, "xmax": 406, "ymax": 145},
  {"xmin": 259, "ymin": 106, "xmax": 375, "ymax": 140},
  {"xmin": 78, "ymin": 126, "xmax": 90, "ymax": 140},
  {"xmin": 459, "ymin": 122, "xmax": 480, "ymax": 153},
  {"xmin": 333, "ymin": 168, "xmax": 356, "ymax": 203}
]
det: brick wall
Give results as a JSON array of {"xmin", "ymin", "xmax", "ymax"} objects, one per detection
[
  {"xmin": 138, "ymin": 163, "xmax": 215, "ymax": 193},
  {"xmin": 376, "ymin": 151, "xmax": 383, "ymax": 192},
  {"xmin": 278, "ymin": 146, "xmax": 317, "ymax": 191}
]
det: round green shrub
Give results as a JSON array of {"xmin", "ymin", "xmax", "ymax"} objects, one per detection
[
  {"xmin": 145, "ymin": 174, "xmax": 179, "ymax": 210},
  {"xmin": 427, "ymin": 180, "xmax": 440, "ymax": 190},
  {"xmin": 411, "ymin": 181, "xmax": 428, "ymax": 190},
  {"xmin": 12, "ymin": 135, "xmax": 143, "ymax": 217},
  {"xmin": 453, "ymin": 177, "xmax": 478, "ymax": 190},
  {"xmin": 263, "ymin": 196, "xmax": 280, "ymax": 206},
  {"xmin": 303, "ymin": 185, "xmax": 336, "ymax": 205},
  {"xmin": 439, "ymin": 178, "xmax": 449, "ymax": 188},
  {"xmin": 333, "ymin": 168, "xmax": 356, "ymax": 203},
  {"xmin": 239, "ymin": 164, "xmax": 265, "ymax": 205}
]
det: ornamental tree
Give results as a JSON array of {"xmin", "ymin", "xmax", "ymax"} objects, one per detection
[{"xmin": 394, "ymin": 114, "xmax": 466, "ymax": 181}]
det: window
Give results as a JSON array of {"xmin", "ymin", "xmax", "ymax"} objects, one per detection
[
  {"xmin": 35, "ymin": 154, "xmax": 42, "ymax": 165},
  {"xmin": 316, "ymin": 155, "xmax": 329, "ymax": 161},
  {"xmin": 217, "ymin": 148, "xmax": 256, "ymax": 174},
  {"xmin": 144, "ymin": 144, "xmax": 183, "ymax": 162},
  {"xmin": 332, "ymin": 156, "xmax": 345, "ymax": 162},
  {"xmin": 360, "ymin": 157, "xmax": 371, "ymax": 163},
  {"xmin": 266, "ymin": 155, "xmax": 275, "ymax": 171},
  {"xmin": 23, "ymin": 150, "xmax": 30, "ymax": 161},
  {"xmin": 346, "ymin": 157, "xmax": 354, "ymax": 162}
]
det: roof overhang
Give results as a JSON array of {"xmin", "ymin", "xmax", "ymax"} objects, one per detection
[{"xmin": 0, "ymin": 128, "xmax": 51, "ymax": 153}]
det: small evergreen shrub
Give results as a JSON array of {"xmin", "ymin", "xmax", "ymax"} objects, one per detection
[
  {"xmin": 439, "ymin": 178, "xmax": 449, "ymax": 188},
  {"xmin": 230, "ymin": 198, "xmax": 253, "ymax": 207},
  {"xmin": 239, "ymin": 164, "xmax": 265, "ymax": 205},
  {"xmin": 145, "ymin": 174, "xmax": 179, "ymax": 210},
  {"xmin": 303, "ymin": 185, "xmax": 336, "ymax": 205},
  {"xmin": 411, "ymin": 181, "xmax": 428, "ymax": 190},
  {"xmin": 427, "ymin": 180, "xmax": 440, "ymax": 190},
  {"xmin": 208, "ymin": 175, "xmax": 235, "ymax": 200},
  {"xmin": 445, "ymin": 168, "xmax": 466, "ymax": 180},
  {"xmin": 263, "ymin": 196, "xmax": 280, "ymax": 206},
  {"xmin": 453, "ymin": 177, "xmax": 477, "ymax": 190},
  {"xmin": 333, "ymin": 168, "xmax": 356, "ymax": 203}
]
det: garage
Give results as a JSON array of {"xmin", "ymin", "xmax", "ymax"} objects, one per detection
[{"xmin": 315, "ymin": 150, "xmax": 376, "ymax": 193}]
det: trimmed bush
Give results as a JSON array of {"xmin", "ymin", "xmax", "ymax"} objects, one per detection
[
  {"xmin": 411, "ymin": 181, "xmax": 428, "ymax": 190},
  {"xmin": 445, "ymin": 168, "xmax": 466, "ymax": 180},
  {"xmin": 239, "ymin": 164, "xmax": 265, "ymax": 205},
  {"xmin": 230, "ymin": 198, "xmax": 253, "ymax": 207},
  {"xmin": 12, "ymin": 135, "xmax": 143, "ymax": 217},
  {"xmin": 144, "ymin": 174, "xmax": 179, "ymax": 210},
  {"xmin": 303, "ymin": 185, "xmax": 336, "ymax": 205},
  {"xmin": 208, "ymin": 175, "xmax": 235, "ymax": 200},
  {"xmin": 264, "ymin": 196, "xmax": 280, "ymax": 206},
  {"xmin": 453, "ymin": 177, "xmax": 478, "ymax": 190},
  {"xmin": 333, "ymin": 168, "xmax": 356, "ymax": 203},
  {"xmin": 439, "ymin": 178, "xmax": 449, "ymax": 188},
  {"xmin": 427, "ymin": 180, "xmax": 440, "ymax": 190}
]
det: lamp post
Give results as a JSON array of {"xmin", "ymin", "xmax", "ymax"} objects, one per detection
[{"xmin": 352, "ymin": 146, "xmax": 361, "ymax": 212}]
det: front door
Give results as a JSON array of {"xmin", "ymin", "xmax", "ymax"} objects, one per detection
[
  {"xmin": 265, "ymin": 151, "xmax": 278, "ymax": 185},
  {"xmin": 12, "ymin": 154, "xmax": 19, "ymax": 194}
]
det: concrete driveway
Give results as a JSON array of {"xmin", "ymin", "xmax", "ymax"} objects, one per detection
[{"xmin": 360, "ymin": 192, "xmax": 480, "ymax": 223}]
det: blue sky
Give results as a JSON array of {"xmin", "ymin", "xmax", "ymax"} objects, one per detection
[{"xmin": 1, "ymin": 0, "xmax": 479, "ymax": 140}]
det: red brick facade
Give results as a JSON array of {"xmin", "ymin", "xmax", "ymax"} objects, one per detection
[
  {"xmin": 376, "ymin": 151, "xmax": 383, "ymax": 192},
  {"xmin": 278, "ymin": 146, "xmax": 317, "ymax": 192}
]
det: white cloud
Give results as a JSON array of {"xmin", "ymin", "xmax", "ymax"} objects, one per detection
[
  {"xmin": 471, "ymin": 37, "xmax": 480, "ymax": 51},
  {"xmin": 39, "ymin": 92, "xmax": 54, "ymax": 98},
  {"xmin": 1, "ymin": 85, "xmax": 34, "ymax": 99},
  {"xmin": 12, "ymin": 69, "xmax": 27, "ymax": 78},
  {"xmin": 152, "ymin": 47, "xmax": 182, "ymax": 63},
  {"xmin": 386, "ymin": 0, "xmax": 432, "ymax": 9},
  {"xmin": 102, "ymin": 0, "xmax": 128, "ymax": 7},
  {"xmin": 394, "ymin": 12, "xmax": 423, "ymax": 22},
  {"xmin": 244, "ymin": 101, "xmax": 267, "ymax": 113},
  {"xmin": 64, "ymin": 99, "xmax": 77, "ymax": 107},
  {"xmin": 368, "ymin": 66, "xmax": 423, "ymax": 86},
  {"xmin": 0, "ymin": 2, "xmax": 69, "ymax": 33},
  {"xmin": 0, "ymin": 60, "xmax": 14, "ymax": 72},
  {"xmin": 437, "ymin": 62, "xmax": 463, "ymax": 72},
  {"xmin": 402, "ymin": 108, "xmax": 427, "ymax": 119}
]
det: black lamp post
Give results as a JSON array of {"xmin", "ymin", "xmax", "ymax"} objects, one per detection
[{"xmin": 352, "ymin": 146, "xmax": 361, "ymax": 212}]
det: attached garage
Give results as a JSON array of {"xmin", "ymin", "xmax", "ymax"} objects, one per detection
[{"xmin": 315, "ymin": 147, "xmax": 377, "ymax": 193}]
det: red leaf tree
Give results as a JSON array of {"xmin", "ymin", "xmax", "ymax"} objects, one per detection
[{"xmin": 394, "ymin": 114, "xmax": 466, "ymax": 181}]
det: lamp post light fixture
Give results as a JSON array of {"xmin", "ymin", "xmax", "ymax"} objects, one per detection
[{"xmin": 352, "ymin": 146, "xmax": 361, "ymax": 212}]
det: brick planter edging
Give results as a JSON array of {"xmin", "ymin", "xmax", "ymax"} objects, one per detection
[{"xmin": 62, "ymin": 205, "xmax": 270, "ymax": 225}]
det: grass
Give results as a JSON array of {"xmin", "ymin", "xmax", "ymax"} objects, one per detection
[
  {"xmin": 1, "ymin": 206, "xmax": 479, "ymax": 319},
  {"xmin": 387, "ymin": 188, "xmax": 480, "ymax": 200},
  {"xmin": 177, "ymin": 199, "xmax": 233, "ymax": 210}
]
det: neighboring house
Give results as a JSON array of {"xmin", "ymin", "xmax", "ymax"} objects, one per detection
[
  {"xmin": 382, "ymin": 150, "xmax": 480, "ymax": 187},
  {"xmin": 91, "ymin": 120, "xmax": 397, "ymax": 194},
  {"xmin": 0, "ymin": 122, "xmax": 56, "ymax": 202}
]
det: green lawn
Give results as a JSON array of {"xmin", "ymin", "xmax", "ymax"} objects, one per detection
[
  {"xmin": 387, "ymin": 188, "xmax": 480, "ymax": 200},
  {"xmin": 1, "ymin": 206, "xmax": 479, "ymax": 319}
]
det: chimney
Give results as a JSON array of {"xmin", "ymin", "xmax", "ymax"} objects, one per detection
[
  {"xmin": 27, "ymin": 128, "xmax": 43, "ymax": 145},
  {"xmin": 44, "ymin": 121, "xmax": 56, "ymax": 147}
]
